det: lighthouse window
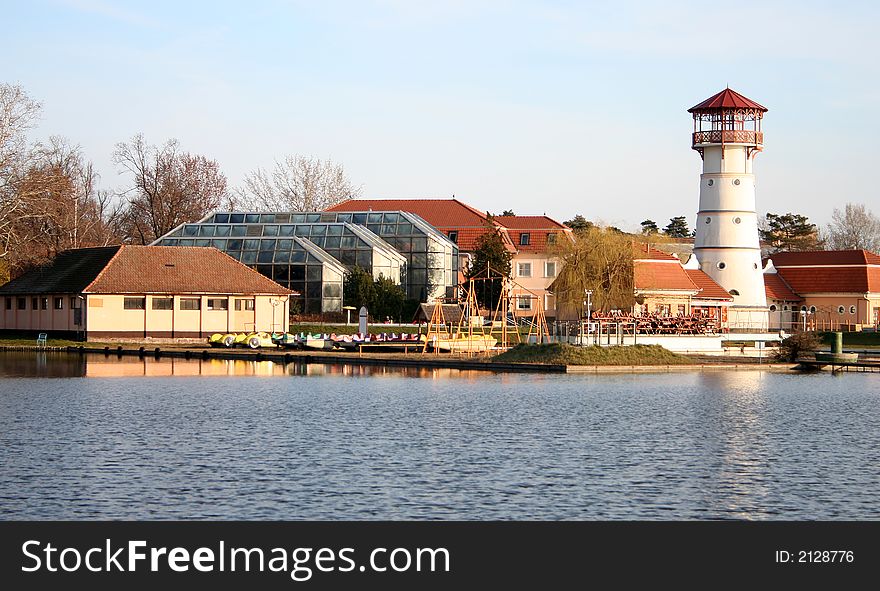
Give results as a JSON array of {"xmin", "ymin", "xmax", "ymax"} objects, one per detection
[
  {"xmin": 729, "ymin": 290, "xmax": 740, "ymax": 296},
  {"xmin": 809, "ymin": 306, "xmax": 817, "ymax": 313},
  {"xmin": 838, "ymin": 306, "xmax": 846, "ymax": 315},
  {"xmin": 769, "ymin": 305, "xmax": 777, "ymax": 312},
  {"xmin": 707, "ymin": 179, "xmax": 714, "ymax": 186},
  {"xmin": 850, "ymin": 305, "xmax": 856, "ymax": 314},
  {"xmin": 734, "ymin": 217, "xmax": 742, "ymax": 224},
  {"xmin": 717, "ymin": 262, "xmax": 726, "ymax": 269},
  {"xmin": 705, "ymin": 217, "xmax": 711, "ymax": 224},
  {"xmin": 753, "ymin": 263, "xmax": 758, "ymax": 269},
  {"xmin": 733, "ymin": 179, "xmax": 741, "ymax": 186}
]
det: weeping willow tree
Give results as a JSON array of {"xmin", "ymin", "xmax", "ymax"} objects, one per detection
[{"xmin": 549, "ymin": 226, "xmax": 637, "ymax": 318}]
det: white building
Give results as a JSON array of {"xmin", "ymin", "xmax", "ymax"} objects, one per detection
[{"xmin": 688, "ymin": 88, "xmax": 769, "ymax": 330}]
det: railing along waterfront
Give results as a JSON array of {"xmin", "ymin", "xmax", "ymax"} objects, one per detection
[{"xmin": 692, "ymin": 130, "xmax": 763, "ymax": 145}]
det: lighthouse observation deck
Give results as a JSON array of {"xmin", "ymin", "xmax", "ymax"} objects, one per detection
[{"xmin": 692, "ymin": 129, "xmax": 763, "ymax": 147}]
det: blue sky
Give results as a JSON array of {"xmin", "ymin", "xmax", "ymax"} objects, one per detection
[{"xmin": 3, "ymin": 0, "xmax": 878, "ymax": 230}]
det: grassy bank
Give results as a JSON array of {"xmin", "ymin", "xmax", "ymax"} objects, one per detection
[
  {"xmin": 492, "ymin": 343, "xmax": 691, "ymax": 366},
  {"xmin": 0, "ymin": 335, "xmax": 89, "ymax": 348}
]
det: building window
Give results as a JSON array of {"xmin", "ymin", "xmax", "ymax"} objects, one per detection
[
  {"xmin": 71, "ymin": 297, "xmax": 82, "ymax": 309},
  {"xmin": 180, "ymin": 298, "xmax": 201, "ymax": 311},
  {"xmin": 547, "ymin": 233, "xmax": 557, "ymax": 245},
  {"xmin": 809, "ymin": 306, "xmax": 817, "ymax": 314},
  {"xmin": 517, "ymin": 262, "xmax": 532, "ymax": 278},
  {"xmin": 123, "ymin": 297, "xmax": 146, "ymax": 310},
  {"xmin": 54, "ymin": 297, "xmax": 63, "ymax": 310},
  {"xmin": 41, "ymin": 297, "xmax": 48, "ymax": 310},
  {"xmin": 4, "ymin": 297, "xmax": 10, "ymax": 310},
  {"xmin": 18, "ymin": 298, "xmax": 26, "ymax": 310},
  {"xmin": 517, "ymin": 296, "xmax": 532, "ymax": 310},
  {"xmin": 544, "ymin": 262, "xmax": 556, "ymax": 277},
  {"xmin": 235, "ymin": 298, "xmax": 255, "ymax": 311},
  {"xmin": 519, "ymin": 233, "xmax": 530, "ymax": 246},
  {"xmin": 447, "ymin": 231, "xmax": 458, "ymax": 244},
  {"xmin": 207, "ymin": 298, "xmax": 228, "ymax": 311},
  {"xmin": 152, "ymin": 297, "xmax": 173, "ymax": 310},
  {"xmin": 32, "ymin": 297, "xmax": 38, "ymax": 310},
  {"xmin": 769, "ymin": 305, "xmax": 777, "ymax": 312}
]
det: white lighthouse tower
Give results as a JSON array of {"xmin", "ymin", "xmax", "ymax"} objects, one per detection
[{"xmin": 689, "ymin": 88, "xmax": 768, "ymax": 328}]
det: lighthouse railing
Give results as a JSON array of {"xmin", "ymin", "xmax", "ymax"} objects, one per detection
[{"xmin": 692, "ymin": 130, "xmax": 763, "ymax": 146}]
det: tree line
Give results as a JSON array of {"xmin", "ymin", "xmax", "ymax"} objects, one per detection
[
  {"xmin": 0, "ymin": 83, "xmax": 360, "ymax": 281},
  {"xmin": 564, "ymin": 206, "xmax": 880, "ymax": 254}
]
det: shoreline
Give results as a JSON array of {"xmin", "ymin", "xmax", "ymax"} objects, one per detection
[{"xmin": 0, "ymin": 344, "xmax": 798, "ymax": 374}]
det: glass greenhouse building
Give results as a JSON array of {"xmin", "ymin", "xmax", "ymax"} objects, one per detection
[{"xmin": 153, "ymin": 211, "xmax": 457, "ymax": 313}]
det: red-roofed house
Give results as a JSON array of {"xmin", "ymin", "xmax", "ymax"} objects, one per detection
[
  {"xmin": 327, "ymin": 198, "xmax": 573, "ymax": 318},
  {"xmin": 494, "ymin": 215, "xmax": 574, "ymax": 317},
  {"xmin": 763, "ymin": 250, "xmax": 880, "ymax": 330}
]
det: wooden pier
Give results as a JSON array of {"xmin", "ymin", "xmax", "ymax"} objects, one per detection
[{"xmin": 795, "ymin": 358, "xmax": 880, "ymax": 373}]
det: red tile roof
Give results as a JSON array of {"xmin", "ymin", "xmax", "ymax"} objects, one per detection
[
  {"xmin": 768, "ymin": 250, "xmax": 880, "ymax": 294},
  {"xmin": 85, "ymin": 246, "xmax": 293, "ymax": 295},
  {"xmin": 769, "ymin": 250, "xmax": 880, "ymax": 266},
  {"xmin": 451, "ymin": 227, "xmax": 517, "ymax": 253},
  {"xmin": 328, "ymin": 198, "xmax": 492, "ymax": 228},
  {"xmin": 633, "ymin": 243, "xmax": 681, "ymax": 261},
  {"xmin": 494, "ymin": 215, "xmax": 568, "ymax": 230},
  {"xmin": 763, "ymin": 273, "xmax": 801, "ymax": 302},
  {"xmin": 688, "ymin": 88, "xmax": 767, "ymax": 113},
  {"xmin": 685, "ymin": 269, "xmax": 733, "ymax": 301},
  {"xmin": 634, "ymin": 260, "xmax": 697, "ymax": 292}
]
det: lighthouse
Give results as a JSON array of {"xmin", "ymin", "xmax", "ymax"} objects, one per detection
[{"xmin": 689, "ymin": 88, "xmax": 768, "ymax": 326}]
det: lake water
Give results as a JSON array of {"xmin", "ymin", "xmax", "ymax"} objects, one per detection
[{"xmin": 0, "ymin": 352, "xmax": 878, "ymax": 520}]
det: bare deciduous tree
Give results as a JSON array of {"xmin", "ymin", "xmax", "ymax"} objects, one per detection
[
  {"xmin": 0, "ymin": 83, "xmax": 42, "ymax": 261},
  {"xmin": 236, "ymin": 155, "xmax": 361, "ymax": 211},
  {"xmin": 113, "ymin": 134, "xmax": 229, "ymax": 244},
  {"xmin": 824, "ymin": 203, "xmax": 880, "ymax": 252},
  {"xmin": 5, "ymin": 137, "xmax": 122, "ymax": 271}
]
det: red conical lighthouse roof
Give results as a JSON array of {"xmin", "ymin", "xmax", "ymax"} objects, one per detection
[{"xmin": 688, "ymin": 88, "xmax": 767, "ymax": 113}]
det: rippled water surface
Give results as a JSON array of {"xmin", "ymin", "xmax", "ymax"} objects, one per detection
[{"xmin": 1, "ymin": 352, "xmax": 878, "ymax": 519}]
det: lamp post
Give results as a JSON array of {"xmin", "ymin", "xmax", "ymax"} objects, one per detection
[
  {"xmin": 579, "ymin": 289, "xmax": 593, "ymax": 346},
  {"xmin": 269, "ymin": 298, "xmax": 280, "ymax": 333},
  {"xmin": 800, "ymin": 309, "xmax": 812, "ymax": 332}
]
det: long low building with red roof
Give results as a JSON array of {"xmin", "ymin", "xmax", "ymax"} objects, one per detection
[
  {"xmin": 763, "ymin": 250, "xmax": 880, "ymax": 331},
  {"xmin": 0, "ymin": 245, "xmax": 294, "ymax": 340}
]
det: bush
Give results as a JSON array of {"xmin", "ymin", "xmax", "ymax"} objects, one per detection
[{"xmin": 775, "ymin": 332, "xmax": 820, "ymax": 361}]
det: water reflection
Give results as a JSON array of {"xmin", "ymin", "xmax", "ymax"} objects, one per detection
[
  {"xmin": 0, "ymin": 351, "xmax": 491, "ymax": 380},
  {"xmin": 2, "ymin": 352, "xmax": 878, "ymax": 520}
]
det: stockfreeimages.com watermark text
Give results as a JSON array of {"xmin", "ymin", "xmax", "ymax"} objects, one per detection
[{"xmin": 22, "ymin": 539, "xmax": 450, "ymax": 582}]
